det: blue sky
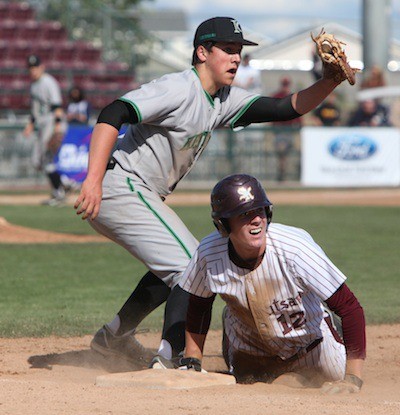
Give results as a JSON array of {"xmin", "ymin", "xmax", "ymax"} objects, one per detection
[{"xmin": 146, "ymin": 0, "xmax": 400, "ymax": 42}]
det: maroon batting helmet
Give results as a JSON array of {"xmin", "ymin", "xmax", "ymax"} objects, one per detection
[{"xmin": 211, "ymin": 174, "xmax": 273, "ymax": 236}]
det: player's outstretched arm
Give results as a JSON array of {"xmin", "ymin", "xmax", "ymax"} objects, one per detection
[
  {"xmin": 74, "ymin": 123, "xmax": 119, "ymax": 220},
  {"xmin": 291, "ymin": 77, "xmax": 340, "ymax": 116}
]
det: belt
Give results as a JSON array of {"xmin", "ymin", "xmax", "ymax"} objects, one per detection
[
  {"xmin": 106, "ymin": 157, "xmax": 117, "ymax": 170},
  {"xmin": 283, "ymin": 337, "xmax": 323, "ymax": 363}
]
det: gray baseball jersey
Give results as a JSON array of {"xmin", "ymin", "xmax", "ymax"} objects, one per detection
[
  {"xmin": 29, "ymin": 73, "xmax": 64, "ymax": 169},
  {"xmin": 91, "ymin": 68, "xmax": 260, "ymax": 287},
  {"xmin": 114, "ymin": 68, "xmax": 259, "ymax": 197},
  {"xmin": 179, "ymin": 223, "xmax": 347, "ymax": 379},
  {"xmin": 30, "ymin": 72, "xmax": 62, "ymax": 126}
]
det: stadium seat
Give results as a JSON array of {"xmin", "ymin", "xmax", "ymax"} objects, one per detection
[
  {"xmin": 0, "ymin": 2, "xmax": 9, "ymax": 20},
  {"xmin": 8, "ymin": 41, "xmax": 31, "ymax": 64},
  {"xmin": 0, "ymin": 40, "xmax": 8, "ymax": 60},
  {"xmin": 18, "ymin": 20, "xmax": 42, "ymax": 41},
  {"xmin": 40, "ymin": 21, "xmax": 67, "ymax": 41},
  {"xmin": 53, "ymin": 41, "xmax": 76, "ymax": 63},
  {"xmin": 32, "ymin": 41, "xmax": 54, "ymax": 63},
  {"xmin": 7, "ymin": 2, "xmax": 35, "ymax": 21},
  {"xmin": 0, "ymin": 20, "xmax": 17, "ymax": 41},
  {"xmin": 75, "ymin": 42, "xmax": 102, "ymax": 63}
]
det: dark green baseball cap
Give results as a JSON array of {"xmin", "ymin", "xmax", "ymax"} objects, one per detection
[{"xmin": 193, "ymin": 17, "xmax": 258, "ymax": 47}]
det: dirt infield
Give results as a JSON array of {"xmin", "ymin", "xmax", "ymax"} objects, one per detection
[
  {"xmin": 1, "ymin": 188, "xmax": 400, "ymax": 207},
  {"xmin": 0, "ymin": 326, "xmax": 399, "ymax": 415}
]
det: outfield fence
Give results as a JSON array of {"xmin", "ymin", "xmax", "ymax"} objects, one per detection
[{"xmin": 0, "ymin": 122, "xmax": 301, "ymax": 188}]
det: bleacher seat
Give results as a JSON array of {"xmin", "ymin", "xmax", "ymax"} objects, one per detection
[
  {"xmin": 7, "ymin": 2, "xmax": 35, "ymax": 21},
  {"xmin": 0, "ymin": 41, "xmax": 8, "ymax": 60},
  {"xmin": 41, "ymin": 21, "xmax": 67, "ymax": 41},
  {"xmin": 0, "ymin": 20, "xmax": 18, "ymax": 41},
  {"xmin": 8, "ymin": 40, "xmax": 31, "ymax": 65},
  {"xmin": 18, "ymin": 20, "xmax": 42, "ymax": 41},
  {"xmin": 52, "ymin": 41, "xmax": 76, "ymax": 63},
  {"xmin": 0, "ymin": 2, "xmax": 9, "ymax": 20},
  {"xmin": 0, "ymin": 2, "xmax": 135, "ymax": 112},
  {"xmin": 31, "ymin": 40, "xmax": 54, "ymax": 63},
  {"xmin": 75, "ymin": 42, "xmax": 102, "ymax": 63},
  {"xmin": 0, "ymin": 93, "xmax": 30, "ymax": 110}
]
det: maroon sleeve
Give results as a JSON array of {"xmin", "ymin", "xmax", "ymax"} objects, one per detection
[
  {"xmin": 325, "ymin": 283, "xmax": 366, "ymax": 359},
  {"xmin": 186, "ymin": 293, "xmax": 216, "ymax": 335}
]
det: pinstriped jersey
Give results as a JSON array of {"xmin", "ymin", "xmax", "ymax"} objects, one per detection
[
  {"xmin": 112, "ymin": 68, "xmax": 259, "ymax": 197},
  {"xmin": 179, "ymin": 223, "xmax": 347, "ymax": 360}
]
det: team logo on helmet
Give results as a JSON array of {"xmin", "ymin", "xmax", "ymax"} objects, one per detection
[
  {"xmin": 238, "ymin": 186, "xmax": 254, "ymax": 202},
  {"xmin": 231, "ymin": 19, "xmax": 242, "ymax": 34}
]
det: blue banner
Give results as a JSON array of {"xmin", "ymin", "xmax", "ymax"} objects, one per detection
[{"xmin": 54, "ymin": 125, "xmax": 93, "ymax": 183}]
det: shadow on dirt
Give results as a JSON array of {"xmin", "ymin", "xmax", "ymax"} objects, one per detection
[{"xmin": 27, "ymin": 348, "xmax": 156, "ymax": 373}]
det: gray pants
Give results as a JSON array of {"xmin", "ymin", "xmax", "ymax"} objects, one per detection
[{"xmin": 90, "ymin": 164, "xmax": 198, "ymax": 288}]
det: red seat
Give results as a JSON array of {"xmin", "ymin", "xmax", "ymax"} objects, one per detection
[
  {"xmin": 40, "ymin": 21, "xmax": 67, "ymax": 41},
  {"xmin": 7, "ymin": 2, "xmax": 35, "ymax": 21},
  {"xmin": 75, "ymin": 42, "xmax": 102, "ymax": 63},
  {"xmin": 0, "ymin": 2, "xmax": 9, "ymax": 20},
  {"xmin": 105, "ymin": 61, "xmax": 130, "ymax": 72},
  {"xmin": 0, "ymin": 93, "xmax": 30, "ymax": 110},
  {"xmin": 18, "ymin": 20, "xmax": 42, "ymax": 41},
  {"xmin": 0, "ymin": 58, "xmax": 21, "ymax": 70},
  {"xmin": 52, "ymin": 41, "xmax": 76, "ymax": 63},
  {"xmin": 31, "ymin": 41, "xmax": 54, "ymax": 63},
  {"xmin": 0, "ymin": 20, "xmax": 17, "ymax": 41},
  {"xmin": 0, "ymin": 40, "xmax": 8, "ymax": 60},
  {"xmin": 8, "ymin": 40, "xmax": 32, "ymax": 64}
]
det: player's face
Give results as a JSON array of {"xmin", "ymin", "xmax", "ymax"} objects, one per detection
[
  {"xmin": 207, "ymin": 42, "xmax": 242, "ymax": 87},
  {"xmin": 228, "ymin": 207, "xmax": 267, "ymax": 259},
  {"xmin": 28, "ymin": 65, "xmax": 44, "ymax": 81}
]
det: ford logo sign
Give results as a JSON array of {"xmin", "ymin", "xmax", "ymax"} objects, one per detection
[{"xmin": 328, "ymin": 135, "xmax": 377, "ymax": 160}]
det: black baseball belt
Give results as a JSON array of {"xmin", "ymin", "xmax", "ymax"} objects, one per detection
[
  {"xmin": 283, "ymin": 337, "xmax": 323, "ymax": 364},
  {"xmin": 106, "ymin": 156, "xmax": 118, "ymax": 170}
]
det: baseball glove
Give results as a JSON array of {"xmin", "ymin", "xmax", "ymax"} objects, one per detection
[{"xmin": 311, "ymin": 28, "xmax": 359, "ymax": 85}]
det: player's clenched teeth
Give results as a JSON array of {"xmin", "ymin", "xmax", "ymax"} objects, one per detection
[{"xmin": 250, "ymin": 228, "xmax": 262, "ymax": 235}]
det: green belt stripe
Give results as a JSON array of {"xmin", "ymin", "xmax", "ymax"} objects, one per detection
[{"xmin": 126, "ymin": 178, "xmax": 192, "ymax": 259}]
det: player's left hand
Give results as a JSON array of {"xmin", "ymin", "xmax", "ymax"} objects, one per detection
[
  {"xmin": 321, "ymin": 374, "xmax": 363, "ymax": 394},
  {"xmin": 74, "ymin": 178, "xmax": 103, "ymax": 220}
]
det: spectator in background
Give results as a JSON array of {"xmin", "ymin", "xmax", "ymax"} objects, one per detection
[
  {"xmin": 360, "ymin": 65, "xmax": 386, "ymax": 90},
  {"xmin": 232, "ymin": 54, "xmax": 262, "ymax": 94},
  {"xmin": 313, "ymin": 92, "xmax": 342, "ymax": 126},
  {"xmin": 272, "ymin": 76, "xmax": 302, "ymax": 181},
  {"xmin": 23, "ymin": 54, "xmax": 67, "ymax": 206},
  {"xmin": 66, "ymin": 86, "xmax": 91, "ymax": 125},
  {"xmin": 348, "ymin": 99, "xmax": 391, "ymax": 127},
  {"xmin": 311, "ymin": 48, "xmax": 323, "ymax": 82}
]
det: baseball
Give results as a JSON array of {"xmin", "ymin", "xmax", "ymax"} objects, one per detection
[{"xmin": 321, "ymin": 41, "xmax": 333, "ymax": 53}]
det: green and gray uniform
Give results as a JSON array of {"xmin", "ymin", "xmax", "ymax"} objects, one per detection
[
  {"xmin": 91, "ymin": 68, "xmax": 259, "ymax": 286},
  {"xmin": 29, "ymin": 72, "xmax": 64, "ymax": 171}
]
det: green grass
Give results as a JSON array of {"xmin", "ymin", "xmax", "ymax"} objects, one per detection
[{"xmin": 0, "ymin": 204, "xmax": 399, "ymax": 337}]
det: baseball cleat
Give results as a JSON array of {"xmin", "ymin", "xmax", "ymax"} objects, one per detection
[
  {"xmin": 90, "ymin": 324, "xmax": 154, "ymax": 366},
  {"xmin": 149, "ymin": 354, "xmax": 177, "ymax": 369}
]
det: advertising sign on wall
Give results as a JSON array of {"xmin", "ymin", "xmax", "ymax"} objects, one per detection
[{"xmin": 301, "ymin": 127, "xmax": 400, "ymax": 187}]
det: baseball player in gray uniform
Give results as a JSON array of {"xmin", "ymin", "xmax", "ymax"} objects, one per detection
[
  {"xmin": 179, "ymin": 174, "xmax": 366, "ymax": 392},
  {"xmin": 23, "ymin": 55, "xmax": 67, "ymax": 206},
  {"xmin": 74, "ymin": 17, "xmax": 353, "ymax": 369}
]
